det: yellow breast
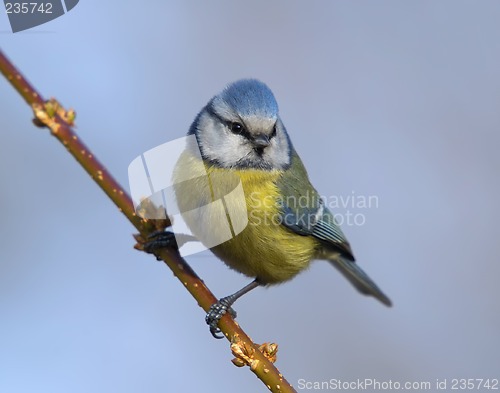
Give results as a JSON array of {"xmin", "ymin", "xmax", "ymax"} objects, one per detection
[{"xmin": 173, "ymin": 150, "xmax": 317, "ymax": 284}]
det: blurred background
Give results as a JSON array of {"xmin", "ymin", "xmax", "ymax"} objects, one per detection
[{"xmin": 1, "ymin": 1, "xmax": 499, "ymax": 392}]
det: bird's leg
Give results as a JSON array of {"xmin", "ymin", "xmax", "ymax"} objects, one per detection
[{"xmin": 206, "ymin": 278, "xmax": 261, "ymax": 339}]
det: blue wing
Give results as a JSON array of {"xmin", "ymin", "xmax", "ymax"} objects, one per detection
[{"xmin": 281, "ymin": 199, "xmax": 355, "ymax": 261}]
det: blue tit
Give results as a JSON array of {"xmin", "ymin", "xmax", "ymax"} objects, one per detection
[{"xmin": 148, "ymin": 79, "xmax": 391, "ymax": 338}]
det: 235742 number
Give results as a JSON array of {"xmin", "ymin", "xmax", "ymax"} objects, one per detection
[
  {"xmin": 451, "ymin": 379, "xmax": 498, "ymax": 390},
  {"xmin": 5, "ymin": 2, "xmax": 53, "ymax": 14}
]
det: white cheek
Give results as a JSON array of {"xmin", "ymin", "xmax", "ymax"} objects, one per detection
[
  {"xmin": 212, "ymin": 136, "xmax": 249, "ymax": 165},
  {"xmin": 263, "ymin": 130, "xmax": 290, "ymax": 168},
  {"xmin": 197, "ymin": 113, "xmax": 252, "ymax": 167}
]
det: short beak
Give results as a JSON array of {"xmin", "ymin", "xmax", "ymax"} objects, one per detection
[{"xmin": 253, "ymin": 134, "xmax": 270, "ymax": 149}]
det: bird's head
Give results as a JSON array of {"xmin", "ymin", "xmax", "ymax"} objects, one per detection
[{"xmin": 190, "ymin": 79, "xmax": 291, "ymax": 170}]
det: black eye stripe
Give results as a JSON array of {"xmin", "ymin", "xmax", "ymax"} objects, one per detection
[
  {"xmin": 270, "ymin": 124, "xmax": 277, "ymax": 138},
  {"xmin": 206, "ymin": 104, "xmax": 276, "ymax": 142},
  {"xmin": 228, "ymin": 121, "xmax": 252, "ymax": 139}
]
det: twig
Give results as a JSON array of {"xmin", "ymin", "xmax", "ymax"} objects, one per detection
[{"xmin": 0, "ymin": 49, "xmax": 296, "ymax": 393}]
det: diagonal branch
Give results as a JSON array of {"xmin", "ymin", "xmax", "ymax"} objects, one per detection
[{"xmin": 0, "ymin": 49, "xmax": 296, "ymax": 393}]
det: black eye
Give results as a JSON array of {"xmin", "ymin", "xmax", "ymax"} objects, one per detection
[
  {"xmin": 271, "ymin": 124, "xmax": 277, "ymax": 138},
  {"xmin": 229, "ymin": 122, "xmax": 245, "ymax": 134}
]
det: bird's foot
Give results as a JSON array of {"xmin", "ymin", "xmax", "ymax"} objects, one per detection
[
  {"xmin": 134, "ymin": 230, "xmax": 177, "ymax": 260},
  {"xmin": 205, "ymin": 297, "xmax": 237, "ymax": 339}
]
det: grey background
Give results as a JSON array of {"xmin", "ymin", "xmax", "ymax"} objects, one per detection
[{"xmin": 1, "ymin": 1, "xmax": 499, "ymax": 392}]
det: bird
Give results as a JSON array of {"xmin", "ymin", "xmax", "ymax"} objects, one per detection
[{"xmin": 145, "ymin": 79, "xmax": 391, "ymax": 338}]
